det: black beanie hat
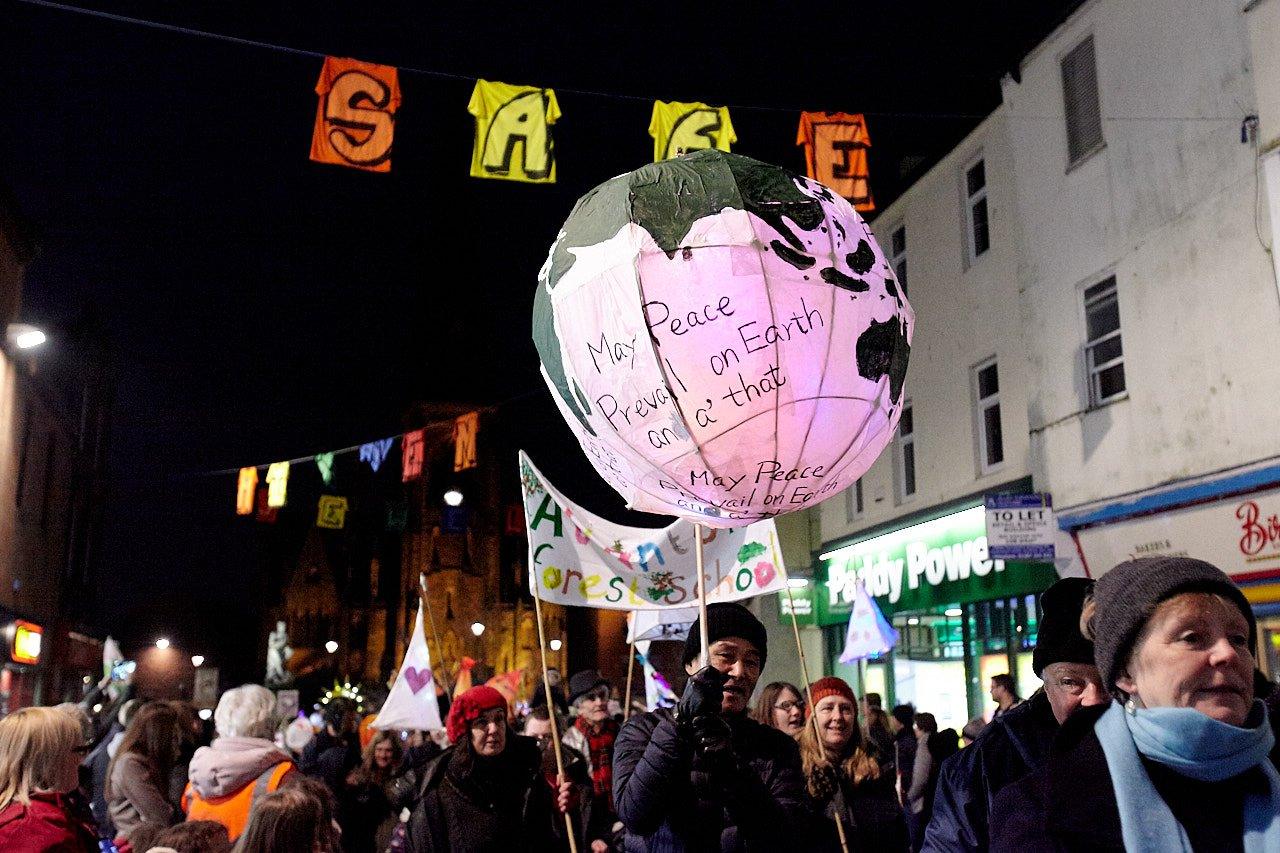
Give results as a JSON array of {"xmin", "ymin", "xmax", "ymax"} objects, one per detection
[
  {"xmin": 1092, "ymin": 556, "xmax": 1255, "ymax": 696},
  {"xmin": 681, "ymin": 602, "xmax": 768, "ymax": 669},
  {"xmin": 1031, "ymin": 577, "xmax": 1095, "ymax": 676}
]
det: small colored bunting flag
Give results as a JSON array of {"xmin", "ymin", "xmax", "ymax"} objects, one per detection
[
  {"xmin": 468, "ymin": 80, "xmax": 560, "ymax": 183},
  {"xmin": 266, "ymin": 462, "xmax": 290, "ymax": 508},
  {"xmin": 310, "ymin": 56, "xmax": 401, "ymax": 173},
  {"xmin": 316, "ymin": 495, "xmax": 348, "ymax": 529},
  {"xmin": 453, "ymin": 412, "xmax": 478, "ymax": 472},
  {"xmin": 236, "ymin": 467, "xmax": 257, "ymax": 515},
  {"xmin": 360, "ymin": 438, "xmax": 394, "ymax": 472},
  {"xmin": 402, "ymin": 429, "xmax": 425, "ymax": 482},
  {"xmin": 315, "ymin": 452, "xmax": 336, "ymax": 485},
  {"xmin": 255, "ymin": 487, "xmax": 278, "ymax": 523}
]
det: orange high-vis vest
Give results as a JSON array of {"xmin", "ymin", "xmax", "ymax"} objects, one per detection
[{"xmin": 181, "ymin": 761, "xmax": 294, "ymax": 841}]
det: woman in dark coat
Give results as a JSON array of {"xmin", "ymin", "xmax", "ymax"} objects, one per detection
[
  {"xmin": 405, "ymin": 686, "xmax": 573, "ymax": 853},
  {"xmin": 799, "ymin": 677, "xmax": 907, "ymax": 852},
  {"xmin": 991, "ymin": 557, "xmax": 1280, "ymax": 852}
]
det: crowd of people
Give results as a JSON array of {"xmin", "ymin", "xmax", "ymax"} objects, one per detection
[{"xmin": 0, "ymin": 555, "xmax": 1277, "ymax": 851}]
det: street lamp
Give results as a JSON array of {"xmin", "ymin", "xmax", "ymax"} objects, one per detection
[
  {"xmin": 191, "ymin": 655, "xmax": 204, "ymax": 667},
  {"xmin": 470, "ymin": 622, "xmax": 485, "ymax": 637},
  {"xmin": 6, "ymin": 323, "xmax": 46, "ymax": 350},
  {"xmin": 325, "ymin": 640, "xmax": 338, "ymax": 654},
  {"xmin": 549, "ymin": 639, "xmax": 562, "ymax": 652},
  {"xmin": 443, "ymin": 489, "xmax": 464, "ymax": 507},
  {"xmin": 155, "ymin": 638, "xmax": 170, "ymax": 650}
]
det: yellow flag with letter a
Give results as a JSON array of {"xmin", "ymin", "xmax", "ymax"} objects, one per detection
[
  {"xmin": 649, "ymin": 100, "xmax": 736, "ymax": 161},
  {"xmin": 469, "ymin": 80, "xmax": 560, "ymax": 183}
]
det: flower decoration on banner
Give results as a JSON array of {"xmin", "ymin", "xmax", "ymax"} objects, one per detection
[
  {"xmin": 649, "ymin": 100, "xmax": 736, "ymax": 161},
  {"xmin": 402, "ymin": 429, "xmax": 425, "ymax": 482},
  {"xmin": 533, "ymin": 149, "xmax": 913, "ymax": 526},
  {"xmin": 359, "ymin": 438, "xmax": 394, "ymax": 472},
  {"xmin": 316, "ymin": 495, "xmax": 349, "ymax": 529},
  {"xmin": 309, "ymin": 57, "xmax": 401, "ymax": 173},
  {"xmin": 314, "ymin": 452, "xmax": 336, "ymax": 485},
  {"xmin": 797, "ymin": 112, "xmax": 874, "ymax": 212},
  {"xmin": 255, "ymin": 487, "xmax": 278, "ymax": 524},
  {"xmin": 266, "ymin": 462, "xmax": 290, "ymax": 508},
  {"xmin": 469, "ymin": 80, "xmax": 560, "ymax": 183},
  {"xmin": 236, "ymin": 467, "xmax": 257, "ymax": 516},
  {"xmin": 453, "ymin": 412, "xmax": 478, "ymax": 472}
]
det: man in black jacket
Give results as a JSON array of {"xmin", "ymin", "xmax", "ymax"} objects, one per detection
[
  {"xmin": 613, "ymin": 602, "xmax": 809, "ymax": 852},
  {"xmin": 301, "ymin": 700, "xmax": 361, "ymax": 796},
  {"xmin": 923, "ymin": 578, "xmax": 1106, "ymax": 853}
]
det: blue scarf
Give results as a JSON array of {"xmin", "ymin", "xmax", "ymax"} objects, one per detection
[{"xmin": 1094, "ymin": 699, "xmax": 1280, "ymax": 852}]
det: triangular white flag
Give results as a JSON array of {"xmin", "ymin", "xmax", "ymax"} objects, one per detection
[
  {"xmin": 371, "ymin": 604, "xmax": 444, "ymax": 732},
  {"xmin": 838, "ymin": 581, "xmax": 899, "ymax": 663}
]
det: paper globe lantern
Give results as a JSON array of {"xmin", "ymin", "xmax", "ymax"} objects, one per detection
[{"xmin": 534, "ymin": 149, "xmax": 913, "ymax": 527}]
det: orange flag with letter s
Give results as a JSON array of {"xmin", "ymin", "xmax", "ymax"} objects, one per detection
[
  {"xmin": 796, "ymin": 111, "xmax": 874, "ymax": 212},
  {"xmin": 310, "ymin": 57, "xmax": 401, "ymax": 173}
]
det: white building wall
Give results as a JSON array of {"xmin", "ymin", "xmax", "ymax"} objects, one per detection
[
  {"xmin": 1006, "ymin": 0, "xmax": 1280, "ymax": 512},
  {"xmin": 815, "ymin": 0, "xmax": 1280, "ymax": 554},
  {"xmin": 819, "ymin": 109, "xmax": 1033, "ymax": 546}
]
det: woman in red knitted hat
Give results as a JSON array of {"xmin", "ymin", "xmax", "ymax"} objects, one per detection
[
  {"xmin": 401, "ymin": 686, "xmax": 574, "ymax": 852},
  {"xmin": 798, "ymin": 677, "xmax": 907, "ymax": 852}
]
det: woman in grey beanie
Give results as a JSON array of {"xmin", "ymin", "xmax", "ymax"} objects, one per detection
[{"xmin": 991, "ymin": 557, "xmax": 1280, "ymax": 853}]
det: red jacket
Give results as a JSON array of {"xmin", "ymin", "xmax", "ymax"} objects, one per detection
[{"xmin": 0, "ymin": 792, "xmax": 98, "ymax": 852}]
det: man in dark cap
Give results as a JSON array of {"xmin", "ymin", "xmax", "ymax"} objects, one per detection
[
  {"xmin": 613, "ymin": 602, "xmax": 809, "ymax": 851},
  {"xmin": 923, "ymin": 578, "xmax": 1107, "ymax": 853},
  {"xmin": 563, "ymin": 669, "xmax": 622, "ymax": 852}
]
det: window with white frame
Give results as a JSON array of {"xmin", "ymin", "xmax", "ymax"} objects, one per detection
[
  {"xmin": 1062, "ymin": 35, "xmax": 1104, "ymax": 167},
  {"xmin": 844, "ymin": 478, "xmax": 864, "ymax": 522},
  {"xmin": 973, "ymin": 359, "xmax": 1003, "ymax": 473},
  {"xmin": 1084, "ymin": 276, "xmax": 1125, "ymax": 405},
  {"xmin": 896, "ymin": 403, "xmax": 916, "ymax": 501},
  {"xmin": 964, "ymin": 158, "xmax": 989, "ymax": 262},
  {"xmin": 890, "ymin": 225, "xmax": 907, "ymax": 296}
]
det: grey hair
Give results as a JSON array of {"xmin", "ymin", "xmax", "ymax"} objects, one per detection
[{"xmin": 214, "ymin": 684, "xmax": 277, "ymax": 739}]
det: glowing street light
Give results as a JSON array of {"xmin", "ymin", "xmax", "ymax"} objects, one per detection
[
  {"xmin": 191, "ymin": 655, "xmax": 205, "ymax": 667},
  {"xmin": 155, "ymin": 638, "xmax": 170, "ymax": 650},
  {"xmin": 470, "ymin": 622, "xmax": 485, "ymax": 637},
  {"xmin": 443, "ymin": 489, "xmax": 464, "ymax": 507},
  {"xmin": 549, "ymin": 639, "xmax": 562, "ymax": 652},
  {"xmin": 325, "ymin": 640, "xmax": 338, "ymax": 654},
  {"xmin": 198, "ymin": 708, "xmax": 212, "ymax": 720},
  {"xmin": 7, "ymin": 324, "xmax": 46, "ymax": 350}
]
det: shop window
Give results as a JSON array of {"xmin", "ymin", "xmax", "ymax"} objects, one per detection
[
  {"xmin": 895, "ymin": 403, "xmax": 915, "ymax": 502},
  {"xmin": 963, "ymin": 156, "xmax": 989, "ymax": 263},
  {"xmin": 889, "ymin": 224, "xmax": 907, "ymax": 296},
  {"xmin": 844, "ymin": 478, "xmax": 864, "ymax": 523},
  {"xmin": 1062, "ymin": 34, "xmax": 1104, "ymax": 167},
  {"xmin": 1084, "ymin": 276, "xmax": 1125, "ymax": 406},
  {"xmin": 972, "ymin": 358, "xmax": 1003, "ymax": 474}
]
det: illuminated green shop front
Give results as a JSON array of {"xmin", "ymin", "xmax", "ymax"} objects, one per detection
[{"xmin": 793, "ymin": 501, "xmax": 1059, "ymax": 733}]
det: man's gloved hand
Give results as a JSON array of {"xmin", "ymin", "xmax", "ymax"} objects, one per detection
[{"xmin": 677, "ymin": 665, "xmax": 727, "ymax": 724}]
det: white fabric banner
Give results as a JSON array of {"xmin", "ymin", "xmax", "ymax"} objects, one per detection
[
  {"xmin": 520, "ymin": 452, "xmax": 786, "ymax": 609},
  {"xmin": 371, "ymin": 603, "xmax": 444, "ymax": 732},
  {"xmin": 627, "ymin": 607, "xmax": 697, "ymax": 643}
]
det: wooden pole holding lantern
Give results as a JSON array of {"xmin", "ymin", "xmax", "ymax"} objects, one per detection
[
  {"xmin": 694, "ymin": 523, "xmax": 711, "ymax": 668},
  {"xmin": 532, "ymin": 581, "xmax": 579, "ymax": 853},
  {"xmin": 418, "ymin": 574, "xmax": 453, "ymax": 701},
  {"xmin": 775, "ymin": 536, "xmax": 850, "ymax": 853}
]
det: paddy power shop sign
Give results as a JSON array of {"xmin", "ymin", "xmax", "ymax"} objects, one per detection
[{"xmin": 815, "ymin": 505, "xmax": 1059, "ymax": 623}]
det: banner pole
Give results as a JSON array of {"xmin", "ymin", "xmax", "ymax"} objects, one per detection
[
  {"xmin": 419, "ymin": 574, "xmax": 453, "ymax": 701},
  {"xmin": 694, "ymin": 523, "xmax": 710, "ymax": 668},
  {"xmin": 532, "ymin": 581, "xmax": 579, "ymax": 853},
  {"xmin": 624, "ymin": 635, "xmax": 637, "ymax": 721},
  {"xmin": 776, "ymin": 535, "xmax": 849, "ymax": 853}
]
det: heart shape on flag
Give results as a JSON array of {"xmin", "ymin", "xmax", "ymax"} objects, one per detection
[
  {"xmin": 753, "ymin": 561, "xmax": 777, "ymax": 588},
  {"xmin": 404, "ymin": 666, "xmax": 433, "ymax": 695}
]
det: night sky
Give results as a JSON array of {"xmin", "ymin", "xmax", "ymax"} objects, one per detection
[{"xmin": 3, "ymin": 0, "xmax": 1081, "ymax": 682}]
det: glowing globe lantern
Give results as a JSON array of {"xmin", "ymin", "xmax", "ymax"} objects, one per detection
[{"xmin": 534, "ymin": 149, "xmax": 913, "ymax": 527}]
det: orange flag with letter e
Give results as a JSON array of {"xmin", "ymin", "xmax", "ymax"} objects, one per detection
[
  {"xmin": 310, "ymin": 57, "xmax": 401, "ymax": 173},
  {"xmin": 796, "ymin": 111, "xmax": 874, "ymax": 212}
]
